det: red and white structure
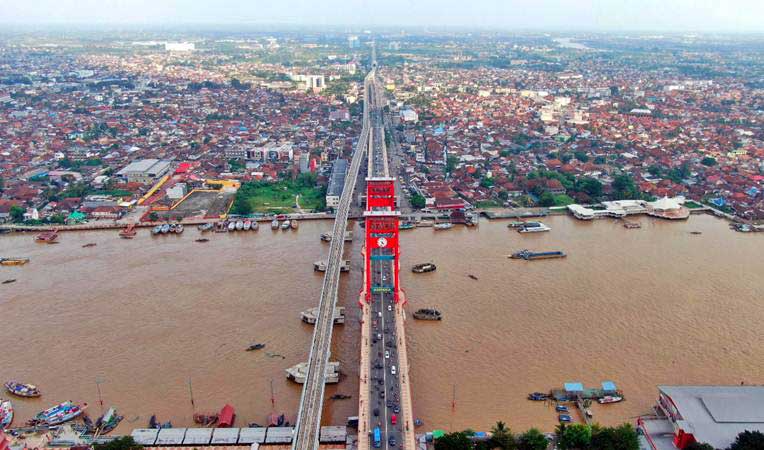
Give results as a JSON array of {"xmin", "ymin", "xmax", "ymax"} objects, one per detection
[{"xmin": 363, "ymin": 177, "xmax": 403, "ymax": 304}]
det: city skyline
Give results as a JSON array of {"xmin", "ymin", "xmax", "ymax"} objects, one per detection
[{"xmin": 1, "ymin": 0, "xmax": 764, "ymax": 32}]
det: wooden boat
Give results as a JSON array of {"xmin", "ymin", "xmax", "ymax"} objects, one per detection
[
  {"xmin": 218, "ymin": 404, "xmax": 235, "ymax": 428},
  {"xmin": 267, "ymin": 413, "xmax": 286, "ymax": 427},
  {"xmin": 0, "ymin": 399, "xmax": 13, "ymax": 429},
  {"xmin": 0, "ymin": 257, "xmax": 30, "ymax": 266},
  {"xmin": 246, "ymin": 343, "xmax": 265, "ymax": 351},
  {"xmin": 193, "ymin": 412, "xmax": 218, "ymax": 427},
  {"xmin": 35, "ymin": 229, "xmax": 59, "ymax": 243},
  {"xmin": 468, "ymin": 274, "xmax": 479, "ymax": 280},
  {"xmin": 31, "ymin": 401, "xmax": 85, "ymax": 425},
  {"xmin": 413, "ymin": 308, "xmax": 442, "ymax": 321},
  {"xmin": 195, "ymin": 238, "xmax": 210, "ymax": 243},
  {"xmin": 2, "ymin": 279, "xmax": 16, "ymax": 285},
  {"xmin": 95, "ymin": 407, "xmax": 123, "ymax": 434},
  {"xmin": 597, "ymin": 395, "xmax": 623, "ymax": 404},
  {"xmin": 399, "ymin": 222, "xmax": 415, "ymax": 230},
  {"xmin": 330, "ymin": 394, "xmax": 351, "ymax": 400},
  {"xmin": 690, "ymin": 231, "xmax": 702, "ymax": 235},
  {"xmin": 82, "ymin": 243, "xmax": 97, "ymax": 248},
  {"xmin": 119, "ymin": 224, "xmax": 137, "ymax": 239},
  {"xmin": 5, "ymin": 381, "xmax": 41, "ymax": 398},
  {"xmin": 271, "ymin": 219, "xmax": 279, "ymax": 230}
]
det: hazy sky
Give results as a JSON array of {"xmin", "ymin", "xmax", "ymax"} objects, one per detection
[{"xmin": 1, "ymin": 0, "xmax": 763, "ymax": 32}]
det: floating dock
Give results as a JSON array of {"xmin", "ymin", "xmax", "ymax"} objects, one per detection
[
  {"xmin": 301, "ymin": 307, "xmax": 345, "ymax": 325},
  {"xmin": 286, "ymin": 361, "xmax": 340, "ymax": 384}
]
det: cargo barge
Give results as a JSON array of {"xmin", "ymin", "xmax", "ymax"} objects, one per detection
[{"xmin": 510, "ymin": 249, "xmax": 566, "ymax": 260}]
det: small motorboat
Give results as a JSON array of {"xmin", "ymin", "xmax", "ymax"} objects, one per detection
[
  {"xmin": 555, "ymin": 405, "xmax": 568, "ymax": 412},
  {"xmin": 149, "ymin": 415, "xmax": 159, "ymax": 429},
  {"xmin": 95, "ymin": 407, "xmax": 123, "ymax": 434},
  {"xmin": 236, "ymin": 220, "xmax": 244, "ymax": 231},
  {"xmin": 193, "ymin": 412, "xmax": 219, "ymax": 427},
  {"xmin": 5, "ymin": 381, "xmax": 41, "ymax": 398},
  {"xmin": 281, "ymin": 220, "xmax": 291, "ymax": 230},
  {"xmin": 251, "ymin": 221, "xmax": 259, "ymax": 231},
  {"xmin": 175, "ymin": 224, "xmax": 184, "ymax": 234},
  {"xmin": 243, "ymin": 220, "xmax": 252, "ymax": 231},
  {"xmin": 152, "ymin": 225, "xmax": 162, "ymax": 235},
  {"xmin": 267, "ymin": 413, "xmax": 286, "ymax": 427},
  {"xmin": 527, "ymin": 392, "xmax": 549, "ymax": 401},
  {"xmin": 690, "ymin": 231, "xmax": 702, "ymax": 235},
  {"xmin": 82, "ymin": 243, "xmax": 98, "ymax": 248},
  {"xmin": 290, "ymin": 219, "xmax": 298, "ymax": 230},
  {"xmin": 198, "ymin": 223, "xmax": 214, "ymax": 232},
  {"xmin": 330, "ymin": 394, "xmax": 352, "ymax": 400},
  {"xmin": 0, "ymin": 399, "xmax": 13, "ymax": 429},
  {"xmin": 271, "ymin": 219, "xmax": 280, "ymax": 230},
  {"xmin": 35, "ymin": 229, "xmax": 59, "ymax": 243},
  {"xmin": 558, "ymin": 414, "xmax": 572, "ymax": 423},
  {"xmin": 434, "ymin": 222, "xmax": 453, "ymax": 230},
  {"xmin": 246, "ymin": 343, "xmax": 266, "ymax": 351},
  {"xmin": 468, "ymin": 274, "xmax": 479, "ymax": 280},
  {"xmin": 195, "ymin": 238, "xmax": 210, "ymax": 243},
  {"xmin": 413, "ymin": 309, "xmax": 442, "ymax": 321},
  {"xmin": 0, "ymin": 257, "xmax": 30, "ymax": 266},
  {"xmin": 598, "ymin": 395, "xmax": 624, "ymax": 404},
  {"xmin": 228, "ymin": 221, "xmax": 236, "ymax": 232},
  {"xmin": 2, "ymin": 279, "xmax": 16, "ymax": 285},
  {"xmin": 399, "ymin": 222, "xmax": 415, "ymax": 230},
  {"xmin": 412, "ymin": 263, "xmax": 436, "ymax": 273},
  {"xmin": 160, "ymin": 224, "xmax": 170, "ymax": 234},
  {"xmin": 414, "ymin": 418, "xmax": 424, "ymax": 427},
  {"xmin": 32, "ymin": 401, "xmax": 85, "ymax": 425}
]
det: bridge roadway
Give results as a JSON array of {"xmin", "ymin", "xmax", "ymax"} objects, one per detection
[{"xmin": 291, "ymin": 71, "xmax": 374, "ymax": 450}]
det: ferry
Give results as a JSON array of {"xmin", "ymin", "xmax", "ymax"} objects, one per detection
[
  {"xmin": 281, "ymin": 220, "xmax": 291, "ymax": 230},
  {"xmin": 434, "ymin": 223, "xmax": 454, "ymax": 230},
  {"xmin": 510, "ymin": 250, "xmax": 566, "ymax": 260},
  {"xmin": 243, "ymin": 220, "xmax": 252, "ymax": 231},
  {"xmin": 35, "ymin": 229, "xmax": 59, "ymax": 243},
  {"xmin": 0, "ymin": 257, "xmax": 30, "ymax": 266},
  {"xmin": 271, "ymin": 219, "xmax": 280, "ymax": 230},
  {"xmin": 413, "ymin": 308, "xmax": 442, "ymax": 321},
  {"xmin": 0, "ymin": 399, "xmax": 12, "ymax": 429},
  {"xmin": 412, "ymin": 262, "xmax": 436, "ymax": 273},
  {"xmin": 518, "ymin": 222, "xmax": 551, "ymax": 233},
  {"xmin": 119, "ymin": 224, "xmax": 137, "ymax": 239},
  {"xmin": 32, "ymin": 401, "xmax": 86, "ymax": 425}
]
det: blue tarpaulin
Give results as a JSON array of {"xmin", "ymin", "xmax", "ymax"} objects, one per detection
[
  {"xmin": 602, "ymin": 381, "xmax": 617, "ymax": 392},
  {"xmin": 564, "ymin": 382, "xmax": 584, "ymax": 392}
]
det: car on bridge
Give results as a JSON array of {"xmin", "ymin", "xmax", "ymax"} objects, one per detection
[{"xmin": 391, "ymin": 365, "xmax": 396, "ymax": 375}]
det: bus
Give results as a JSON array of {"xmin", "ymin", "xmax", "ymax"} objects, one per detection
[{"xmin": 373, "ymin": 426, "xmax": 382, "ymax": 448}]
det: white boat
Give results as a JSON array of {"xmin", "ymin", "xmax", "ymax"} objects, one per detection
[
  {"xmin": 243, "ymin": 220, "xmax": 251, "ymax": 231},
  {"xmin": 271, "ymin": 219, "xmax": 279, "ymax": 230},
  {"xmin": 518, "ymin": 222, "xmax": 551, "ymax": 233},
  {"xmin": 281, "ymin": 220, "xmax": 291, "ymax": 230},
  {"xmin": 236, "ymin": 220, "xmax": 244, "ymax": 231},
  {"xmin": 175, "ymin": 224, "xmax": 184, "ymax": 234},
  {"xmin": 598, "ymin": 395, "xmax": 623, "ymax": 404},
  {"xmin": 434, "ymin": 223, "xmax": 454, "ymax": 230},
  {"xmin": 251, "ymin": 221, "xmax": 259, "ymax": 231},
  {"xmin": 0, "ymin": 399, "xmax": 12, "ymax": 429},
  {"xmin": 228, "ymin": 221, "xmax": 236, "ymax": 231},
  {"xmin": 291, "ymin": 219, "xmax": 298, "ymax": 230}
]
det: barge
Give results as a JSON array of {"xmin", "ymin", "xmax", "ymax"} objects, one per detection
[
  {"xmin": 412, "ymin": 262, "xmax": 436, "ymax": 273},
  {"xmin": 413, "ymin": 308, "xmax": 442, "ymax": 321},
  {"xmin": 510, "ymin": 250, "xmax": 566, "ymax": 260},
  {"xmin": 0, "ymin": 257, "xmax": 30, "ymax": 266}
]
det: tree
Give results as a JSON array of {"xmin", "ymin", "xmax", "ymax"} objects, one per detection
[
  {"xmin": 518, "ymin": 429, "xmax": 548, "ymax": 450},
  {"xmin": 701, "ymin": 156, "xmax": 717, "ymax": 167},
  {"xmin": 434, "ymin": 431, "xmax": 473, "ymax": 450},
  {"xmin": 148, "ymin": 212, "xmax": 159, "ymax": 222},
  {"xmin": 480, "ymin": 177, "xmax": 494, "ymax": 188},
  {"xmin": 410, "ymin": 193, "xmax": 426, "ymax": 209},
  {"xmin": 93, "ymin": 436, "xmax": 142, "ymax": 450},
  {"xmin": 0, "ymin": 176, "xmax": 4, "ymax": 193},
  {"xmin": 10, "ymin": 205, "xmax": 25, "ymax": 222},
  {"xmin": 558, "ymin": 424, "xmax": 591, "ymax": 450},
  {"xmin": 574, "ymin": 151, "xmax": 589, "ymax": 163},
  {"xmin": 612, "ymin": 174, "xmax": 638, "ymax": 199},
  {"xmin": 539, "ymin": 191, "xmax": 556, "ymax": 207},
  {"xmin": 684, "ymin": 443, "xmax": 714, "ymax": 450},
  {"xmin": 729, "ymin": 431, "xmax": 764, "ymax": 450},
  {"xmin": 489, "ymin": 421, "xmax": 515, "ymax": 450},
  {"xmin": 577, "ymin": 177, "xmax": 603, "ymax": 198}
]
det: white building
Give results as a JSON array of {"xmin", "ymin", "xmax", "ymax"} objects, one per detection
[
  {"xmin": 116, "ymin": 159, "xmax": 172, "ymax": 184},
  {"xmin": 165, "ymin": 42, "xmax": 195, "ymax": 52},
  {"xmin": 400, "ymin": 108, "xmax": 418, "ymax": 123}
]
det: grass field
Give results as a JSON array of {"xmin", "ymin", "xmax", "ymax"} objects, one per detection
[{"xmin": 232, "ymin": 176, "xmax": 326, "ymax": 214}]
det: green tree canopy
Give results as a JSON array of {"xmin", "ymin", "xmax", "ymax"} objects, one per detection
[
  {"xmin": 518, "ymin": 428, "xmax": 548, "ymax": 450},
  {"xmin": 10, "ymin": 205, "xmax": 25, "ymax": 222},
  {"xmin": 729, "ymin": 430, "xmax": 764, "ymax": 450},
  {"xmin": 410, "ymin": 193, "xmax": 426, "ymax": 209},
  {"xmin": 558, "ymin": 424, "xmax": 592, "ymax": 450},
  {"xmin": 434, "ymin": 431, "xmax": 473, "ymax": 450},
  {"xmin": 93, "ymin": 436, "xmax": 142, "ymax": 450},
  {"xmin": 489, "ymin": 421, "xmax": 516, "ymax": 450},
  {"xmin": 701, "ymin": 156, "xmax": 717, "ymax": 167}
]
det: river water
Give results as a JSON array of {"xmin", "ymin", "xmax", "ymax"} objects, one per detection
[{"xmin": 1, "ymin": 213, "xmax": 763, "ymax": 433}]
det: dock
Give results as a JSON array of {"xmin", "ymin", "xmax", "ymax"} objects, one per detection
[{"xmin": 301, "ymin": 307, "xmax": 345, "ymax": 325}]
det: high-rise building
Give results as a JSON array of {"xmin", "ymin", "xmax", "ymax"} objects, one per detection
[{"xmin": 348, "ymin": 36, "xmax": 359, "ymax": 49}]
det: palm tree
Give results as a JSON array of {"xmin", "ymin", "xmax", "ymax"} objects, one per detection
[{"xmin": 490, "ymin": 421, "xmax": 515, "ymax": 450}]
